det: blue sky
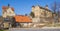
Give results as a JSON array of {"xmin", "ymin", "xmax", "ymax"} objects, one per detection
[{"xmin": 0, "ymin": 0, "xmax": 60, "ymax": 16}]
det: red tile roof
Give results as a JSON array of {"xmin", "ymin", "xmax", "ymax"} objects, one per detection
[
  {"xmin": 2, "ymin": 6, "xmax": 14, "ymax": 11},
  {"xmin": 14, "ymin": 15, "xmax": 32, "ymax": 23},
  {"xmin": 2, "ymin": 6, "xmax": 7, "ymax": 11}
]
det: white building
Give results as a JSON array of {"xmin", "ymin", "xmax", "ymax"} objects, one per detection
[
  {"xmin": 2, "ymin": 4, "xmax": 15, "ymax": 18},
  {"xmin": 31, "ymin": 5, "xmax": 53, "ymax": 23}
]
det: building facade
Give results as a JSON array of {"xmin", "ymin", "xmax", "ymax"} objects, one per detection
[
  {"xmin": 31, "ymin": 5, "xmax": 54, "ymax": 23},
  {"xmin": 2, "ymin": 4, "xmax": 15, "ymax": 18}
]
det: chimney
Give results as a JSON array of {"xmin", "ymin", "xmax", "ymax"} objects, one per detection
[{"xmin": 45, "ymin": 5, "xmax": 48, "ymax": 9}]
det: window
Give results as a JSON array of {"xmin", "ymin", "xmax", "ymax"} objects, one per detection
[{"xmin": 4, "ymin": 18, "xmax": 10, "ymax": 22}]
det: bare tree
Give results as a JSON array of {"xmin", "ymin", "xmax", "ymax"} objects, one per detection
[
  {"xmin": 51, "ymin": 1, "xmax": 58, "ymax": 26},
  {"xmin": 51, "ymin": 1, "xmax": 57, "ymax": 13},
  {"xmin": 51, "ymin": 1, "xmax": 60, "ymax": 24},
  {"xmin": 51, "ymin": 1, "xmax": 60, "ymax": 15}
]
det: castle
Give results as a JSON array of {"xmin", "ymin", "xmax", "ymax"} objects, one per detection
[{"xmin": 31, "ymin": 5, "xmax": 59, "ymax": 23}]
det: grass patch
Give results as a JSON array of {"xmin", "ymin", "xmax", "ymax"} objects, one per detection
[{"xmin": 0, "ymin": 30, "xmax": 4, "ymax": 31}]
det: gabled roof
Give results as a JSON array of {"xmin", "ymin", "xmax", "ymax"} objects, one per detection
[
  {"xmin": 2, "ymin": 6, "xmax": 14, "ymax": 11},
  {"xmin": 14, "ymin": 15, "xmax": 32, "ymax": 23}
]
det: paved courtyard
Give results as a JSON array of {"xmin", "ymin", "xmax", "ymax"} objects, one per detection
[{"xmin": 9, "ymin": 27, "xmax": 60, "ymax": 31}]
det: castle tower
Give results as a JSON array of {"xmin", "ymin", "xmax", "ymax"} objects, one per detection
[
  {"xmin": 32, "ymin": 6, "xmax": 35, "ymax": 12},
  {"xmin": 2, "ymin": 4, "xmax": 15, "ymax": 18},
  {"xmin": 32, "ymin": 5, "xmax": 40, "ymax": 17},
  {"xmin": 45, "ymin": 5, "xmax": 48, "ymax": 9}
]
